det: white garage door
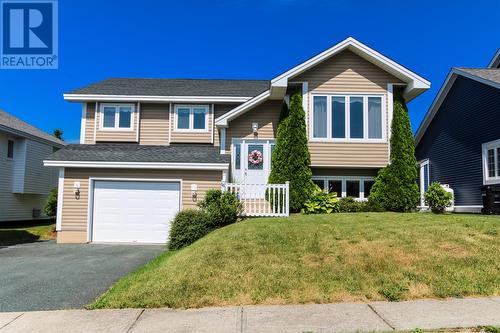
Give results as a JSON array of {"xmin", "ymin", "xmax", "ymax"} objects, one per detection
[{"xmin": 91, "ymin": 181, "xmax": 180, "ymax": 244}]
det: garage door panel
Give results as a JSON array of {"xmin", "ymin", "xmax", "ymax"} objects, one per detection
[{"xmin": 92, "ymin": 181, "xmax": 180, "ymax": 244}]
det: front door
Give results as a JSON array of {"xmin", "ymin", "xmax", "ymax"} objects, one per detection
[{"xmin": 232, "ymin": 139, "xmax": 274, "ymax": 184}]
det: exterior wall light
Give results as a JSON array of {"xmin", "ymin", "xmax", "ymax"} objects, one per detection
[
  {"xmin": 73, "ymin": 181, "xmax": 80, "ymax": 199},
  {"xmin": 191, "ymin": 183, "xmax": 198, "ymax": 201},
  {"xmin": 252, "ymin": 122, "xmax": 259, "ymax": 134}
]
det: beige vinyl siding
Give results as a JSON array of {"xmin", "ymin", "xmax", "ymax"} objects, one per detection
[
  {"xmin": 293, "ymin": 49, "xmax": 403, "ymax": 92},
  {"xmin": 309, "ymin": 142, "xmax": 388, "ymax": 167},
  {"xmin": 312, "ymin": 167, "xmax": 379, "ymax": 177},
  {"xmin": 95, "ymin": 104, "xmax": 139, "ymax": 142},
  {"xmin": 139, "ymin": 103, "xmax": 170, "ymax": 145},
  {"xmin": 293, "ymin": 50, "xmax": 402, "ymax": 167},
  {"xmin": 82, "ymin": 102, "xmax": 242, "ymax": 146},
  {"xmin": 170, "ymin": 104, "xmax": 213, "ymax": 143},
  {"xmin": 214, "ymin": 104, "xmax": 240, "ymax": 146},
  {"xmin": 225, "ymin": 99, "xmax": 281, "ymax": 151},
  {"xmin": 59, "ymin": 168, "xmax": 222, "ymax": 239},
  {"xmin": 84, "ymin": 103, "xmax": 95, "ymax": 144}
]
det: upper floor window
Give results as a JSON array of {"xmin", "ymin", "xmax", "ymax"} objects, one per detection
[
  {"xmin": 100, "ymin": 104, "xmax": 134, "ymax": 130},
  {"xmin": 311, "ymin": 94, "xmax": 385, "ymax": 141},
  {"xmin": 482, "ymin": 139, "xmax": 500, "ymax": 184},
  {"xmin": 7, "ymin": 139, "xmax": 14, "ymax": 159},
  {"xmin": 174, "ymin": 105, "xmax": 209, "ymax": 132}
]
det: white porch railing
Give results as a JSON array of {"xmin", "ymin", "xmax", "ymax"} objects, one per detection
[{"xmin": 223, "ymin": 182, "xmax": 289, "ymax": 217}]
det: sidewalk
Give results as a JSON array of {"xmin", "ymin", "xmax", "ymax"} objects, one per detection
[{"xmin": 0, "ymin": 297, "xmax": 498, "ymax": 333}]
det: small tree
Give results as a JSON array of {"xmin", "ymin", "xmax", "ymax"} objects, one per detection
[
  {"xmin": 44, "ymin": 187, "xmax": 58, "ymax": 217},
  {"xmin": 425, "ymin": 182, "xmax": 453, "ymax": 213},
  {"xmin": 369, "ymin": 90, "xmax": 420, "ymax": 211},
  {"xmin": 53, "ymin": 128, "xmax": 64, "ymax": 141},
  {"xmin": 268, "ymin": 91, "xmax": 315, "ymax": 212},
  {"xmin": 198, "ymin": 189, "xmax": 242, "ymax": 229}
]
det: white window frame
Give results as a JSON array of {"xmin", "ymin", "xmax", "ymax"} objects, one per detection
[
  {"xmin": 419, "ymin": 159, "xmax": 430, "ymax": 207},
  {"xmin": 309, "ymin": 93, "xmax": 386, "ymax": 143},
  {"xmin": 482, "ymin": 139, "xmax": 500, "ymax": 185},
  {"xmin": 311, "ymin": 176, "xmax": 375, "ymax": 200},
  {"xmin": 99, "ymin": 103, "xmax": 135, "ymax": 131},
  {"xmin": 174, "ymin": 105, "xmax": 209, "ymax": 132}
]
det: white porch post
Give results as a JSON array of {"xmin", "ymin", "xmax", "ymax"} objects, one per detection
[
  {"xmin": 56, "ymin": 168, "xmax": 64, "ymax": 231},
  {"xmin": 220, "ymin": 127, "xmax": 226, "ymax": 154}
]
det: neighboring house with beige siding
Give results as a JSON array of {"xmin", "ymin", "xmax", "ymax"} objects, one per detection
[
  {"xmin": 0, "ymin": 109, "xmax": 65, "ymax": 222},
  {"xmin": 45, "ymin": 37, "xmax": 429, "ymax": 244}
]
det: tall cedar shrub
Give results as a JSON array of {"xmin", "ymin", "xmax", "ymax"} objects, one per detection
[
  {"xmin": 369, "ymin": 90, "xmax": 420, "ymax": 211},
  {"xmin": 268, "ymin": 91, "xmax": 315, "ymax": 212}
]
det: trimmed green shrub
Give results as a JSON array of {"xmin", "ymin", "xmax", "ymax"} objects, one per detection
[
  {"xmin": 302, "ymin": 187, "xmax": 339, "ymax": 214},
  {"xmin": 425, "ymin": 182, "xmax": 453, "ymax": 213},
  {"xmin": 338, "ymin": 197, "xmax": 369, "ymax": 213},
  {"xmin": 198, "ymin": 189, "xmax": 242, "ymax": 229},
  {"xmin": 168, "ymin": 209, "xmax": 211, "ymax": 250},
  {"xmin": 268, "ymin": 90, "xmax": 315, "ymax": 212},
  {"xmin": 43, "ymin": 187, "xmax": 58, "ymax": 217},
  {"xmin": 368, "ymin": 90, "xmax": 420, "ymax": 212}
]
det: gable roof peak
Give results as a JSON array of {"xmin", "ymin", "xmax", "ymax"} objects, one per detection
[
  {"xmin": 270, "ymin": 36, "xmax": 430, "ymax": 99},
  {"xmin": 216, "ymin": 37, "xmax": 430, "ymax": 127}
]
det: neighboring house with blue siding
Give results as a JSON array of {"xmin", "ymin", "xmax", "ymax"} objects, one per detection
[
  {"xmin": 415, "ymin": 50, "xmax": 500, "ymax": 212},
  {"xmin": 0, "ymin": 109, "xmax": 65, "ymax": 221}
]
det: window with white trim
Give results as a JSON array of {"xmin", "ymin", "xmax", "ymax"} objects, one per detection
[
  {"xmin": 482, "ymin": 139, "xmax": 500, "ymax": 184},
  {"xmin": 312, "ymin": 176, "xmax": 375, "ymax": 200},
  {"xmin": 100, "ymin": 104, "xmax": 134, "ymax": 130},
  {"xmin": 311, "ymin": 94, "xmax": 385, "ymax": 141},
  {"xmin": 174, "ymin": 105, "xmax": 209, "ymax": 131},
  {"xmin": 419, "ymin": 159, "xmax": 430, "ymax": 206}
]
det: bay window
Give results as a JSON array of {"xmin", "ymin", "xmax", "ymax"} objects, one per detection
[
  {"xmin": 311, "ymin": 94, "xmax": 385, "ymax": 141},
  {"xmin": 174, "ymin": 105, "xmax": 209, "ymax": 131},
  {"xmin": 482, "ymin": 139, "xmax": 500, "ymax": 184},
  {"xmin": 100, "ymin": 104, "xmax": 134, "ymax": 130}
]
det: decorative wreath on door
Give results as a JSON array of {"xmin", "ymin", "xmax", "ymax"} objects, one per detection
[{"xmin": 248, "ymin": 150, "xmax": 263, "ymax": 165}]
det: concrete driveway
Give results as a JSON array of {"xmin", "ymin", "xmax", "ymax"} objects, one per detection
[{"xmin": 0, "ymin": 241, "xmax": 164, "ymax": 312}]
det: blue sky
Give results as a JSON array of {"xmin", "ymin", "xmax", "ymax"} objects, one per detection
[{"xmin": 0, "ymin": 0, "xmax": 499, "ymax": 142}]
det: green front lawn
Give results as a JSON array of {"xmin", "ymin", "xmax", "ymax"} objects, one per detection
[
  {"xmin": 91, "ymin": 213, "xmax": 500, "ymax": 309},
  {"xmin": 0, "ymin": 221, "xmax": 56, "ymax": 246}
]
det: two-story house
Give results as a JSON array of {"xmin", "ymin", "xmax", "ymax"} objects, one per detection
[
  {"xmin": 45, "ymin": 37, "xmax": 430, "ymax": 244},
  {"xmin": 1, "ymin": 109, "xmax": 65, "ymax": 222}
]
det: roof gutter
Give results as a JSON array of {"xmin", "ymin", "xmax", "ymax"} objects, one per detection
[
  {"xmin": 0, "ymin": 124, "xmax": 65, "ymax": 148},
  {"xmin": 63, "ymin": 94, "xmax": 252, "ymax": 103},
  {"xmin": 215, "ymin": 90, "xmax": 271, "ymax": 127},
  {"xmin": 43, "ymin": 160, "xmax": 229, "ymax": 171}
]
